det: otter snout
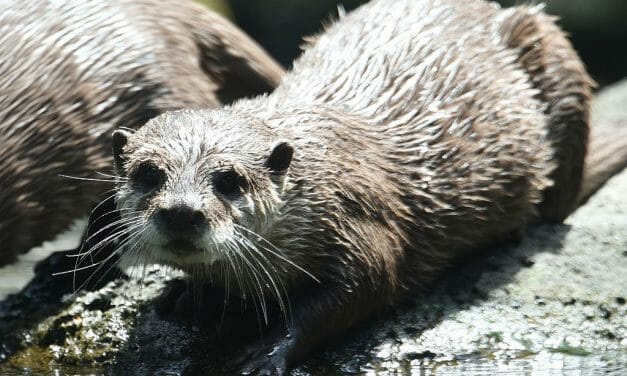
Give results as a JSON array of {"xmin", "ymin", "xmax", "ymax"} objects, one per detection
[{"xmin": 154, "ymin": 205, "xmax": 208, "ymax": 238}]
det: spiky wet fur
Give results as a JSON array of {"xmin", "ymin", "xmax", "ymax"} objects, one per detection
[{"xmin": 110, "ymin": 0, "xmax": 593, "ymax": 373}]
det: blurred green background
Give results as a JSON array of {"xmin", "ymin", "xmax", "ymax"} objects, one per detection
[{"xmin": 199, "ymin": 0, "xmax": 627, "ymax": 87}]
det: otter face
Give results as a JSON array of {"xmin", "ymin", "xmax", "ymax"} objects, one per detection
[{"xmin": 110, "ymin": 110, "xmax": 293, "ymax": 269}]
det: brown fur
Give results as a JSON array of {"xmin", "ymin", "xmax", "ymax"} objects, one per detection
[
  {"xmin": 106, "ymin": 0, "xmax": 610, "ymax": 374},
  {"xmin": 578, "ymin": 82, "xmax": 627, "ymax": 204},
  {"xmin": 0, "ymin": 0, "xmax": 283, "ymax": 265}
]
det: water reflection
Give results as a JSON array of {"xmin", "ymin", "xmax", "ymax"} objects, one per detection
[{"xmin": 362, "ymin": 351, "xmax": 626, "ymax": 375}]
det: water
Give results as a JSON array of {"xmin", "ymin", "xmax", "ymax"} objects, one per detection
[{"xmin": 381, "ymin": 352, "xmax": 627, "ymax": 376}]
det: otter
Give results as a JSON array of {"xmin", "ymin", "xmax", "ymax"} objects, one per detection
[
  {"xmin": 0, "ymin": 0, "xmax": 283, "ymax": 265},
  {"xmin": 84, "ymin": 0, "xmax": 626, "ymax": 374}
]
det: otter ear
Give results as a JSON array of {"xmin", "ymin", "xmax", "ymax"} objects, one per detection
[
  {"xmin": 112, "ymin": 129, "xmax": 131, "ymax": 175},
  {"xmin": 265, "ymin": 141, "xmax": 294, "ymax": 173}
]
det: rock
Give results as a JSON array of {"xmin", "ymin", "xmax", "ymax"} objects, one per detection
[{"xmin": 1, "ymin": 82, "xmax": 626, "ymax": 374}]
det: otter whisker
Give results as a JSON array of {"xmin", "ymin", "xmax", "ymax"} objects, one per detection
[
  {"xmin": 215, "ymin": 249, "xmax": 232, "ymax": 329},
  {"xmin": 84, "ymin": 191, "xmax": 121, "ymax": 221},
  {"xmin": 216, "ymin": 248, "xmax": 230, "ymax": 303},
  {"xmin": 74, "ymin": 219, "xmax": 143, "ymax": 269},
  {"xmin": 53, "ymin": 260, "xmax": 114, "ymax": 276},
  {"xmin": 73, "ymin": 222, "xmax": 149, "ymax": 292},
  {"xmin": 224, "ymin": 242, "xmax": 259, "ymax": 319},
  {"xmin": 217, "ymin": 240, "xmax": 247, "ymax": 323},
  {"xmin": 58, "ymin": 174, "xmax": 126, "ymax": 183},
  {"xmin": 80, "ymin": 214, "xmax": 141, "ymax": 244},
  {"xmin": 240, "ymin": 245, "xmax": 292, "ymax": 328},
  {"xmin": 67, "ymin": 221, "xmax": 141, "ymax": 276},
  {"xmin": 230, "ymin": 239, "xmax": 272, "ymax": 327},
  {"xmin": 118, "ymin": 230, "xmax": 148, "ymax": 276},
  {"xmin": 95, "ymin": 171, "xmax": 128, "ymax": 180},
  {"xmin": 72, "ymin": 222, "xmax": 137, "ymax": 273},
  {"xmin": 118, "ymin": 227, "xmax": 152, "ymax": 287},
  {"xmin": 233, "ymin": 232, "xmax": 292, "ymax": 322},
  {"xmin": 233, "ymin": 235, "xmax": 282, "ymax": 306},
  {"xmin": 82, "ymin": 192, "xmax": 134, "ymax": 236},
  {"xmin": 221, "ymin": 239, "xmax": 246, "ymax": 301},
  {"xmin": 68, "ymin": 216, "xmax": 142, "ymax": 257},
  {"xmin": 227, "ymin": 240, "xmax": 270, "ymax": 325},
  {"xmin": 118, "ymin": 126, "xmax": 136, "ymax": 133},
  {"xmin": 234, "ymin": 224, "xmax": 319, "ymax": 283},
  {"xmin": 73, "ymin": 219, "xmax": 144, "ymax": 272},
  {"xmin": 74, "ymin": 248, "xmax": 126, "ymax": 293}
]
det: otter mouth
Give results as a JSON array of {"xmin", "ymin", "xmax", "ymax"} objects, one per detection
[{"xmin": 164, "ymin": 238, "xmax": 204, "ymax": 255}]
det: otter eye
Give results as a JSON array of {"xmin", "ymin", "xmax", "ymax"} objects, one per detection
[
  {"xmin": 132, "ymin": 163, "xmax": 164, "ymax": 193},
  {"xmin": 214, "ymin": 170, "xmax": 247, "ymax": 197}
]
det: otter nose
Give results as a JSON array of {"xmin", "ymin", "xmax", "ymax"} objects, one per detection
[{"xmin": 154, "ymin": 205, "xmax": 207, "ymax": 235}]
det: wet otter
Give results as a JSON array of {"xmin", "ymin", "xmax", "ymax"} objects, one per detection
[
  {"xmin": 0, "ymin": 0, "xmax": 283, "ymax": 265},
  {"xmin": 89, "ymin": 0, "xmax": 624, "ymax": 373}
]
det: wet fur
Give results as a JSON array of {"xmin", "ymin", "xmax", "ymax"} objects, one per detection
[
  {"xmin": 0, "ymin": 0, "xmax": 283, "ymax": 264},
  {"xmin": 107, "ymin": 0, "xmax": 599, "ymax": 374}
]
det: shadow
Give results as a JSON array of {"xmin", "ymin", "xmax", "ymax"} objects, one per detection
[
  {"xmin": 108, "ymin": 279, "xmax": 283, "ymax": 375},
  {"xmin": 0, "ymin": 218, "xmax": 571, "ymax": 375},
  {"xmin": 111, "ymin": 223, "xmax": 570, "ymax": 375},
  {"xmin": 299, "ymin": 224, "xmax": 571, "ymax": 374}
]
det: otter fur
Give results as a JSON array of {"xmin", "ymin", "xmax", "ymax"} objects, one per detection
[
  {"xmin": 0, "ymin": 0, "xmax": 283, "ymax": 265},
  {"xmin": 91, "ymin": 0, "xmax": 625, "ymax": 373}
]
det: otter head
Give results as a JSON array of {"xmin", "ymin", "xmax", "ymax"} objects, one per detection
[{"xmin": 111, "ymin": 109, "xmax": 294, "ymax": 270}]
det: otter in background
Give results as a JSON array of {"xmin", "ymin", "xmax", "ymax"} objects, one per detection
[
  {"xmin": 81, "ymin": 0, "xmax": 626, "ymax": 374},
  {"xmin": 0, "ymin": 0, "xmax": 283, "ymax": 265}
]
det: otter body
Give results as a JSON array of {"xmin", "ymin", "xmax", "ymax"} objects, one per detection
[
  {"xmin": 109, "ymin": 0, "xmax": 593, "ymax": 373},
  {"xmin": 0, "ymin": 0, "xmax": 283, "ymax": 264}
]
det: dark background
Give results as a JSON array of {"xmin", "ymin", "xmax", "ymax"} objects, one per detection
[{"xmin": 219, "ymin": 0, "xmax": 627, "ymax": 87}]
